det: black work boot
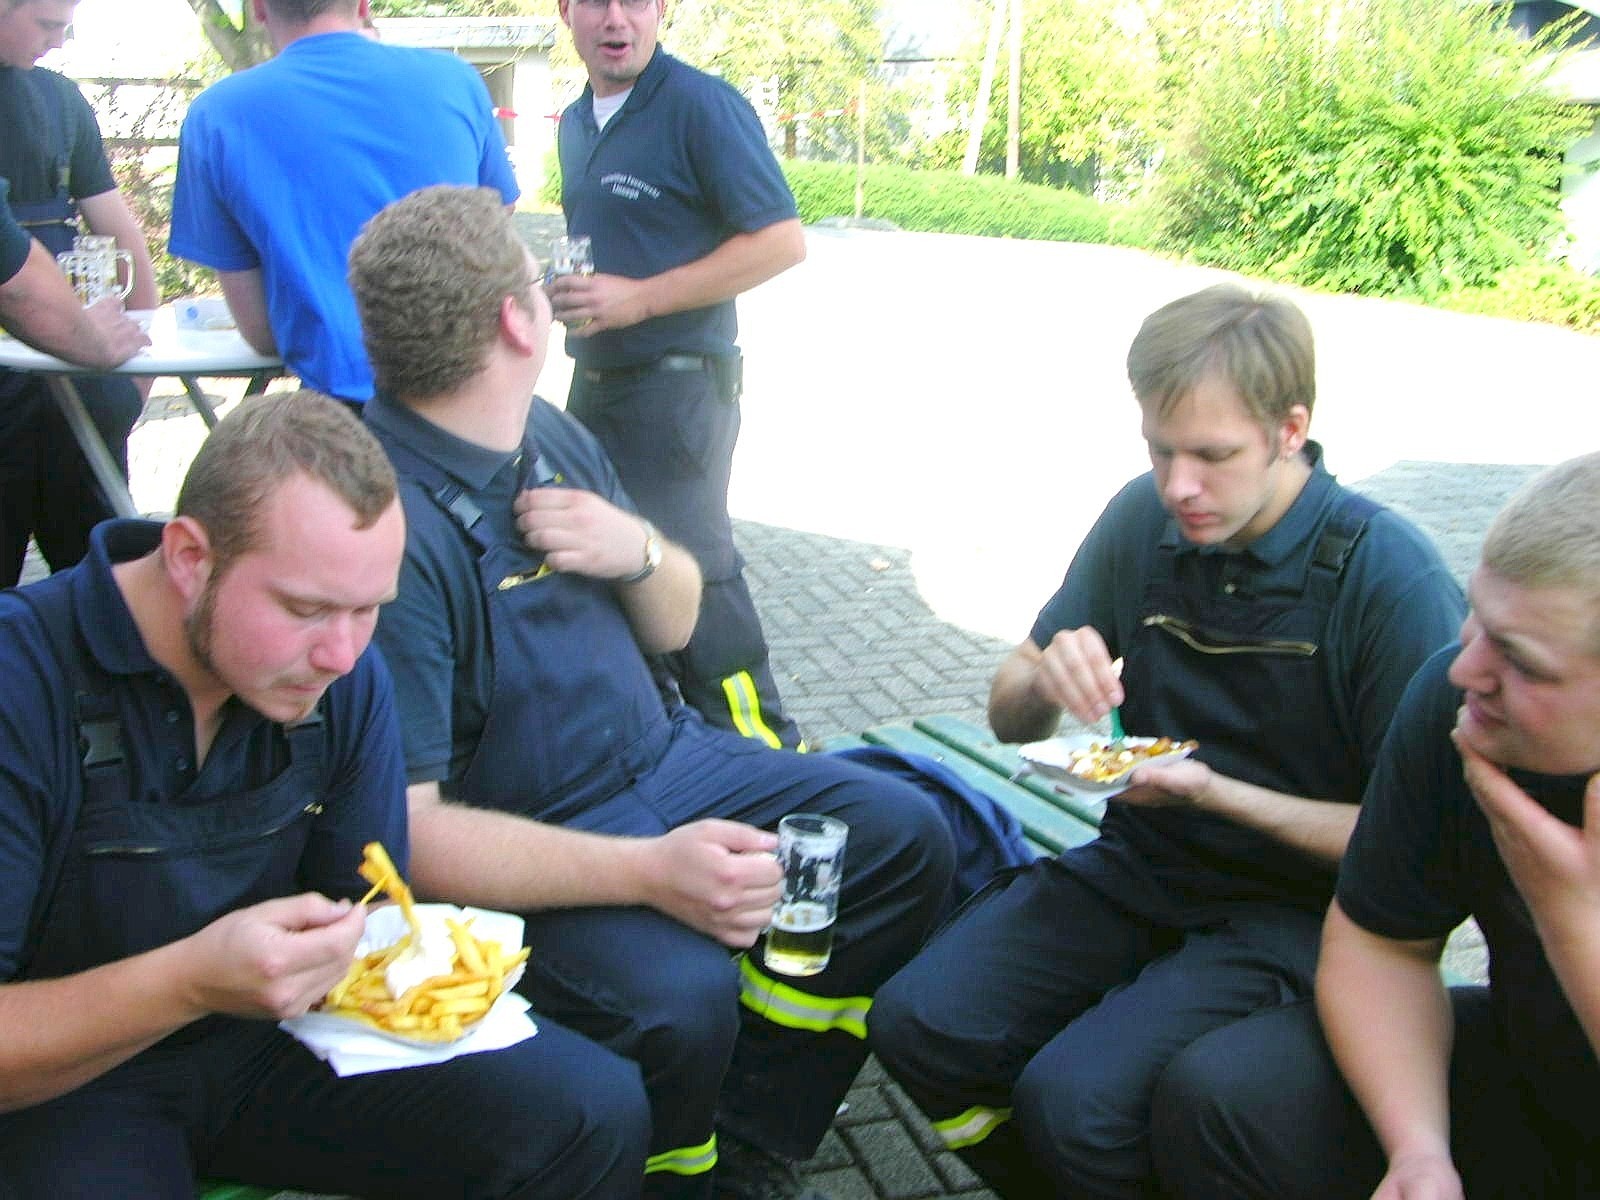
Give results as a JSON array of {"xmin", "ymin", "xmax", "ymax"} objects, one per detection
[{"xmin": 713, "ymin": 1131, "xmax": 835, "ymax": 1200}]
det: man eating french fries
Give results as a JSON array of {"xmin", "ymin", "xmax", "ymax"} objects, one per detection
[
  {"xmin": 0, "ymin": 391, "xmax": 649, "ymax": 1197},
  {"xmin": 352, "ymin": 185, "xmax": 957, "ymax": 1200}
]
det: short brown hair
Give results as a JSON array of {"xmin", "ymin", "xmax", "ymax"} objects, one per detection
[
  {"xmin": 175, "ymin": 389, "xmax": 397, "ymax": 571},
  {"xmin": 349, "ymin": 185, "xmax": 533, "ymax": 401},
  {"xmin": 1481, "ymin": 453, "xmax": 1600, "ymax": 650},
  {"xmin": 261, "ymin": 0, "xmax": 359, "ymax": 21},
  {"xmin": 1126, "ymin": 284, "xmax": 1315, "ymax": 428}
]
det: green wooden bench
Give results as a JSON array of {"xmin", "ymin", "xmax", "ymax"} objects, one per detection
[{"xmin": 817, "ymin": 712, "xmax": 1103, "ymax": 857}]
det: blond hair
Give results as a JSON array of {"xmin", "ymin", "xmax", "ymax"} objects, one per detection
[
  {"xmin": 1127, "ymin": 284, "xmax": 1315, "ymax": 428},
  {"xmin": 1481, "ymin": 453, "xmax": 1600, "ymax": 648}
]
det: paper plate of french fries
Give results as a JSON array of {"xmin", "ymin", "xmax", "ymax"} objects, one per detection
[
  {"xmin": 1019, "ymin": 733, "xmax": 1199, "ymax": 794},
  {"xmin": 282, "ymin": 844, "xmax": 537, "ymax": 1064}
]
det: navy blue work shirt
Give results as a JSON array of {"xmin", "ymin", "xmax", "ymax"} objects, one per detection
[
  {"xmin": 366, "ymin": 394, "xmax": 652, "ymax": 790},
  {"xmin": 0, "ymin": 64, "xmax": 117, "ymax": 205},
  {"xmin": 0, "ymin": 520, "xmax": 409, "ymax": 981},
  {"xmin": 0, "ymin": 179, "xmax": 28, "ymax": 285},
  {"xmin": 1029, "ymin": 444, "xmax": 1465, "ymax": 909},
  {"xmin": 557, "ymin": 49, "xmax": 798, "ymax": 369},
  {"xmin": 1032, "ymin": 444, "xmax": 1464, "ymax": 795},
  {"xmin": 1340, "ymin": 647, "xmax": 1600, "ymax": 1148}
]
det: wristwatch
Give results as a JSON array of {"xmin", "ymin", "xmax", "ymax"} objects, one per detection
[{"xmin": 619, "ymin": 521, "xmax": 663, "ymax": 585}]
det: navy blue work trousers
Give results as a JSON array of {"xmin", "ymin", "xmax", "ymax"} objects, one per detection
[
  {"xmin": 0, "ymin": 369, "xmax": 142, "ymax": 586},
  {"xmin": 567, "ymin": 359, "xmax": 800, "ymax": 749},
  {"xmin": 1151, "ymin": 989, "xmax": 1595, "ymax": 1200},
  {"xmin": 867, "ymin": 853, "xmax": 1322, "ymax": 1199},
  {"xmin": 0, "ymin": 1017, "xmax": 649, "ymax": 1199},
  {"xmin": 510, "ymin": 714, "xmax": 955, "ymax": 1194}
]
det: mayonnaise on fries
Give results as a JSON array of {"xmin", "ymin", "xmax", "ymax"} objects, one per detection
[{"xmin": 321, "ymin": 843, "xmax": 530, "ymax": 1043}]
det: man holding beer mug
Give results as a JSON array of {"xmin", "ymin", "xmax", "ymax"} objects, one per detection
[
  {"xmin": 354, "ymin": 186, "xmax": 955, "ymax": 1200},
  {"xmin": 0, "ymin": 180, "xmax": 146, "ymax": 371},
  {"xmin": 0, "ymin": 0, "xmax": 158, "ymax": 585}
]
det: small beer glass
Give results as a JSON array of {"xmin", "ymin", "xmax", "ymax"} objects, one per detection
[
  {"xmin": 548, "ymin": 235, "xmax": 594, "ymax": 328},
  {"xmin": 549, "ymin": 234, "xmax": 593, "ymax": 280},
  {"xmin": 765, "ymin": 814, "xmax": 848, "ymax": 977}
]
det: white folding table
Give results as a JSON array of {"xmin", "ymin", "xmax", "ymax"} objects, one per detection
[{"xmin": 0, "ymin": 304, "xmax": 282, "ymax": 518}]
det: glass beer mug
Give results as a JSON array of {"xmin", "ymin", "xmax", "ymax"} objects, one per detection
[{"xmin": 58, "ymin": 234, "xmax": 134, "ymax": 305}]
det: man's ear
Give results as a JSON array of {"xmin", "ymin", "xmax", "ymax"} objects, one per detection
[
  {"xmin": 161, "ymin": 516, "xmax": 214, "ymax": 604},
  {"xmin": 556, "ymin": 0, "xmax": 572, "ymax": 26},
  {"xmin": 251, "ymin": 0, "xmax": 269, "ymax": 24},
  {"xmin": 501, "ymin": 292, "xmax": 544, "ymax": 357},
  {"xmin": 1277, "ymin": 404, "xmax": 1311, "ymax": 460}
]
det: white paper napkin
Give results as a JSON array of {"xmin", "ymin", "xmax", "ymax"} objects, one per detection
[{"xmin": 280, "ymin": 903, "xmax": 538, "ymax": 1077}]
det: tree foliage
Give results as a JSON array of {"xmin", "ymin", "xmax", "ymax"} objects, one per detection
[
  {"xmin": 184, "ymin": 0, "xmax": 533, "ymax": 71},
  {"xmin": 1152, "ymin": 0, "xmax": 1589, "ymax": 298},
  {"xmin": 662, "ymin": 0, "xmax": 881, "ymax": 155},
  {"xmin": 938, "ymin": 0, "xmax": 1167, "ymax": 197}
]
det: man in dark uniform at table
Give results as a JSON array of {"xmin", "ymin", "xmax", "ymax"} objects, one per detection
[
  {"xmin": 0, "ymin": 178, "xmax": 146, "ymax": 369},
  {"xmin": 0, "ymin": 0, "xmax": 158, "ymax": 585},
  {"xmin": 549, "ymin": 0, "xmax": 806, "ymax": 748}
]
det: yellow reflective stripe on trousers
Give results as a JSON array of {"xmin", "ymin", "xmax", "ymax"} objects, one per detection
[
  {"xmin": 720, "ymin": 670, "xmax": 784, "ymax": 748},
  {"xmin": 737, "ymin": 954, "xmax": 871, "ymax": 1039},
  {"xmin": 644, "ymin": 1134, "xmax": 718, "ymax": 1177},
  {"xmin": 931, "ymin": 1105, "xmax": 1013, "ymax": 1151}
]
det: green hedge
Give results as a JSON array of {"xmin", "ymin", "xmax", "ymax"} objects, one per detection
[
  {"xmin": 782, "ymin": 160, "xmax": 1144, "ymax": 246},
  {"xmin": 1437, "ymin": 260, "xmax": 1600, "ymax": 335}
]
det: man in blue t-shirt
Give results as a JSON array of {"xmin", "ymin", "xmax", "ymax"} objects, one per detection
[
  {"xmin": 866, "ymin": 284, "xmax": 1467, "ymax": 1199},
  {"xmin": 1152, "ymin": 452, "xmax": 1600, "ymax": 1200},
  {"xmin": 550, "ymin": 0, "xmax": 805, "ymax": 748},
  {"xmin": 170, "ymin": 0, "xmax": 518, "ymax": 405}
]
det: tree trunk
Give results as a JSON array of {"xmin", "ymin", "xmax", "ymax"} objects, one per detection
[
  {"xmin": 185, "ymin": 0, "xmax": 272, "ymax": 72},
  {"xmin": 1005, "ymin": 0, "xmax": 1021, "ymax": 179},
  {"xmin": 962, "ymin": 0, "xmax": 1004, "ymax": 175}
]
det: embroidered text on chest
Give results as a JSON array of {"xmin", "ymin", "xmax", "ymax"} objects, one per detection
[{"xmin": 600, "ymin": 172, "xmax": 661, "ymax": 200}]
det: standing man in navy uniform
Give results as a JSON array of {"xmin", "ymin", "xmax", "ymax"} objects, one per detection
[
  {"xmin": 0, "ymin": 178, "xmax": 147, "ymax": 368},
  {"xmin": 354, "ymin": 186, "xmax": 952, "ymax": 1200},
  {"xmin": 0, "ymin": 390, "xmax": 650, "ymax": 1198},
  {"xmin": 0, "ymin": 0, "xmax": 159, "ymax": 585},
  {"xmin": 550, "ymin": 0, "xmax": 806, "ymax": 749},
  {"xmin": 866, "ymin": 285, "xmax": 1468, "ymax": 1199}
]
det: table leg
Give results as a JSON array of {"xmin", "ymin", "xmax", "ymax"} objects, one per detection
[
  {"xmin": 44, "ymin": 375, "xmax": 138, "ymax": 519},
  {"xmin": 180, "ymin": 376, "xmax": 220, "ymax": 429}
]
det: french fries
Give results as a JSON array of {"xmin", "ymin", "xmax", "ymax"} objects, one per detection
[
  {"xmin": 1067, "ymin": 736, "xmax": 1198, "ymax": 783},
  {"xmin": 321, "ymin": 842, "xmax": 530, "ymax": 1042}
]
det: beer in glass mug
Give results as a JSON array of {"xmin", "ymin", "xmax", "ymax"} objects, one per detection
[{"xmin": 765, "ymin": 814, "xmax": 848, "ymax": 977}]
